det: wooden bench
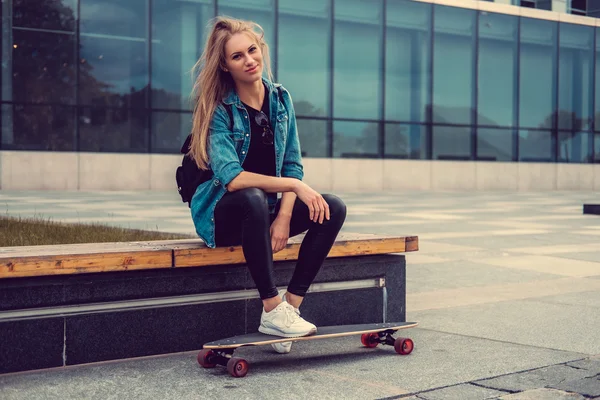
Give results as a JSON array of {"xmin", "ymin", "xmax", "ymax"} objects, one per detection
[
  {"xmin": 0, "ymin": 233, "xmax": 418, "ymax": 278},
  {"xmin": 0, "ymin": 233, "xmax": 418, "ymax": 375}
]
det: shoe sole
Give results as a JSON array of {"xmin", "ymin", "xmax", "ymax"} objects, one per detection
[{"xmin": 258, "ymin": 325, "xmax": 317, "ymax": 338}]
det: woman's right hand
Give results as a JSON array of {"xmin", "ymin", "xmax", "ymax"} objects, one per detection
[{"xmin": 293, "ymin": 181, "xmax": 330, "ymax": 224}]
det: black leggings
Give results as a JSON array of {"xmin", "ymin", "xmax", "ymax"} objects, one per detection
[{"xmin": 214, "ymin": 188, "xmax": 347, "ymax": 300}]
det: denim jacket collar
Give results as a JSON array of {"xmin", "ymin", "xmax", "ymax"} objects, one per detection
[{"xmin": 222, "ymin": 77, "xmax": 281, "ymax": 106}]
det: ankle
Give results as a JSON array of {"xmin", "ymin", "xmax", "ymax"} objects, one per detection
[
  {"xmin": 285, "ymin": 292, "xmax": 303, "ymax": 309},
  {"xmin": 263, "ymin": 296, "xmax": 282, "ymax": 313}
]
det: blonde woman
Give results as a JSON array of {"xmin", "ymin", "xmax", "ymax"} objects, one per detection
[{"xmin": 187, "ymin": 17, "xmax": 347, "ymax": 353}]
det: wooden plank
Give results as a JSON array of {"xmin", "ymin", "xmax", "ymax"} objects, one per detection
[
  {"xmin": 0, "ymin": 233, "xmax": 418, "ymax": 278},
  {"xmin": 0, "ymin": 243, "xmax": 173, "ymax": 279},
  {"xmin": 174, "ymin": 233, "xmax": 418, "ymax": 268}
]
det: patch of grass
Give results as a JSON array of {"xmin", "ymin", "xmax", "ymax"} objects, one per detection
[{"xmin": 0, "ymin": 215, "xmax": 195, "ymax": 247}]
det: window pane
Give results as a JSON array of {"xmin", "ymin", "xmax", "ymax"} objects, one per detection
[
  {"xmin": 595, "ymin": 133, "xmax": 600, "ymax": 162},
  {"xmin": 384, "ymin": 123, "xmax": 426, "ymax": 159},
  {"xmin": 13, "ymin": 0, "xmax": 77, "ymax": 31},
  {"xmin": 478, "ymin": 12, "xmax": 518, "ymax": 127},
  {"xmin": 1, "ymin": 104, "xmax": 76, "ymax": 151},
  {"xmin": 595, "ymin": 28, "xmax": 600, "ymax": 131},
  {"xmin": 385, "ymin": 0, "xmax": 431, "ymax": 123},
  {"xmin": 519, "ymin": 18, "xmax": 557, "ymax": 129},
  {"xmin": 79, "ymin": 107, "xmax": 148, "ymax": 152},
  {"xmin": 432, "ymin": 125, "xmax": 471, "ymax": 160},
  {"xmin": 152, "ymin": 0, "xmax": 214, "ymax": 110},
  {"xmin": 519, "ymin": 129, "xmax": 553, "ymax": 161},
  {"xmin": 278, "ymin": 0, "xmax": 330, "ymax": 117},
  {"xmin": 80, "ymin": 0, "xmax": 147, "ymax": 38},
  {"xmin": 558, "ymin": 131, "xmax": 593, "ymax": 163},
  {"xmin": 7, "ymin": 29, "xmax": 77, "ymax": 104},
  {"xmin": 217, "ymin": 0, "xmax": 275, "ymax": 64},
  {"xmin": 558, "ymin": 23, "xmax": 594, "ymax": 131},
  {"xmin": 297, "ymin": 118, "xmax": 327, "ymax": 157},
  {"xmin": 333, "ymin": 121, "xmax": 379, "ymax": 158},
  {"xmin": 79, "ymin": 0, "xmax": 149, "ymax": 108},
  {"xmin": 333, "ymin": 0, "xmax": 383, "ymax": 119},
  {"xmin": 151, "ymin": 111, "xmax": 192, "ymax": 153},
  {"xmin": 477, "ymin": 128, "xmax": 513, "ymax": 161},
  {"xmin": 432, "ymin": 5, "xmax": 475, "ymax": 125}
]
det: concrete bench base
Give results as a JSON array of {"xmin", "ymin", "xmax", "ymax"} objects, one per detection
[{"xmin": 0, "ymin": 254, "xmax": 406, "ymax": 375}]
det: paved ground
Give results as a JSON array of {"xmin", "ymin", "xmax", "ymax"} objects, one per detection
[{"xmin": 1, "ymin": 189, "xmax": 600, "ymax": 399}]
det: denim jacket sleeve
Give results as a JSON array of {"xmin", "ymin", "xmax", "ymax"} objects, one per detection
[
  {"xmin": 208, "ymin": 104, "xmax": 244, "ymax": 190},
  {"xmin": 280, "ymin": 88, "xmax": 304, "ymax": 181}
]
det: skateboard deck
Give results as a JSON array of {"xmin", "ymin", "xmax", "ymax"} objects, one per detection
[{"xmin": 198, "ymin": 321, "xmax": 418, "ymax": 377}]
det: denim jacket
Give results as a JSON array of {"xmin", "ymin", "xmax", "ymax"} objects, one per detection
[{"xmin": 190, "ymin": 78, "xmax": 304, "ymax": 248}]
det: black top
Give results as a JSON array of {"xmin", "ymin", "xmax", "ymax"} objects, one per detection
[{"xmin": 241, "ymin": 87, "xmax": 276, "ymax": 177}]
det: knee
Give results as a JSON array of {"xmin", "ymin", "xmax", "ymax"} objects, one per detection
[
  {"xmin": 237, "ymin": 188, "xmax": 269, "ymax": 214},
  {"xmin": 323, "ymin": 194, "xmax": 347, "ymax": 224}
]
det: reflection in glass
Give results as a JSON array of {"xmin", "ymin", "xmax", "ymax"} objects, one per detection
[
  {"xmin": 217, "ymin": 0, "xmax": 275, "ymax": 63},
  {"xmin": 519, "ymin": 18, "xmax": 557, "ymax": 129},
  {"xmin": 278, "ymin": 0, "xmax": 330, "ymax": 117},
  {"xmin": 384, "ymin": 123, "xmax": 426, "ymax": 159},
  {"xmin": 432, "ymin": 5, "xmax": 475, "ymax": 125},
  {"xmin": 432, "ymin": 125, "xmax": 471, "ymax": 160},
  {"xmin": 296, "ymin": 118, "xmax": 328, "ymax": 158},
  {"xmin": 333, "ymin": 0, "xmax": 383, "ymax": 119},
  {"xmin": 333, "ymin": 121, "xmax": 379, "ymax": 158},
  {"xmin": 13, "ymin": 0, "xmax": 77, "ymax": 31},
  {"xmin": 558, "ymin": 131, "xmax": 592, "ymax": 163},
  {"xmin": 477, "ymin": 128, "xmax": 513, "ymax": 161},
  {"xmin": 477, "ymin": 11, "xmax": 518, "ymax": 128},
  {"xmin": 151, "ymin": 0, "xmax": 214, "ymax": 110},
  {"xmin": 79, "ymin": 107, "xmax": 147, "ymax": 152},
  {"xmin": 7, "ymin": 28, "xmax": 77, "ymax": 104},
  {"xmin": 79, "ymin": 36, "xmax": 148, "ymax": 108},
  {"xmin": 79, "ymin": 0, "xmax": 149, "ymax": 108},
  {"xmin": 385, "ymin": 0, "xmax": 431, "ymax": 123},
  {"xmin": 151, "ymin": 111, "xmax": 192, "ymax": 153},
  {"xmin": 518, "ymin": 129, "xmax": 553, "ymax": 161},
  {"xmin": 80, "ymin": 0, "xmax": 147, "ymax": 39},
  {"xmin": 1, "ymin": 104, "xmax": 76, "ymax": 151},
  {"xmin": 558, "ymin": 23, "xmax": 594, "ymax": 131}
]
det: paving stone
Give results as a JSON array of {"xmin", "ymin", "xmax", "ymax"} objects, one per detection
[
  {"xmin": 548, "ymin": 377, "xmax": 600, "ymax": 398},
  {"xmin": 417, "ymin": 384, "xmax": 507, "ymax": 400},
  {"xmin": 566, "ymin": 356, "xmax": 600, "ymax": 374},
  {"xmin": 475, "ymin": 365, "xmax": 595, "ymax": 392},
  {"xmin": 497, "ymin": 388, "xmax": 585, "ymax": 399}
]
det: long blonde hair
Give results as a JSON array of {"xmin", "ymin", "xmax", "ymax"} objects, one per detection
[{"xmin": 188, "ymin": 16, "xmax": 273, "ymax": 169}]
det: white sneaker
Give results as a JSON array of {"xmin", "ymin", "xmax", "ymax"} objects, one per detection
[
  {"xmin": 270, "ymin": 293, "xmax": 297, "ymax": 354},
  {"xmin": 259, "ymin": 301, "xmax": 317, "ymax": 338}
]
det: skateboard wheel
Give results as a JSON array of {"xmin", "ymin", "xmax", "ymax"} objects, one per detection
[
  {"xmin": 361, "ymin": 333, "xmax": 379, "ymax": 348},
  {"xmin": 227, "ymin": 357, "xmax": 249, "ymax": 378},
  {"xmin": 394, "ymin": 338, "xmax": 414, "ymax": 355},
  {"xmin": 197, "ymin": 349, "xmax": 216, "ymax": 368}
]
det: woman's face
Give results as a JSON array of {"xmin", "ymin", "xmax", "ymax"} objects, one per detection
[{"xmin": 223, "ymin": 32, "xmax": 263, "ymax": 85}]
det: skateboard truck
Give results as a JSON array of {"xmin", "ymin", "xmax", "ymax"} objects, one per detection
[
  {"xmin": 360, "ymin": 329, "xmax": 414, "ymax": 355},
  {"xmin": 198, "ymin": 348, "xmax": 250, "ymax": 378}
]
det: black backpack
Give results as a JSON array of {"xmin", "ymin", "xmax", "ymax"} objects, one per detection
[
  {"xmin": 176, "ymin": 87, "xmax": 285, "ymax": 207},
  {"xmin": 175, "ymin": 104, "xmax": 233, "ymax": 207}
]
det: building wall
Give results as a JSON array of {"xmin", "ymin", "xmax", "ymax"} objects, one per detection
[
  {"xmin": 1, "ymin": 0, "xmax": 600, "ymax": 191},
  {"xmin": 3, "ymin": 151, "xmax": 600, "ymax": 192}
]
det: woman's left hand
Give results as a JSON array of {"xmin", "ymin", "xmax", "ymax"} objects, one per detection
[{"xmin": 270, "ymin": 216, "xmax": 291, "ymax": 253}]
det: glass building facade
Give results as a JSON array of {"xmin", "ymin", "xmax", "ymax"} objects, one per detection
[{"xmin": 1, "ymin": 0, "xmax": 600, "ymax": 163}]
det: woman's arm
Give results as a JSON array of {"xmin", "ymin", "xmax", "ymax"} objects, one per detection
[
  {"xmin": 228, "ymin": 172, "xmax": 329, "ymax": 223},
  {"xmin": 226, "ymin": 171, "xmax": 299, "ymax": 193}
]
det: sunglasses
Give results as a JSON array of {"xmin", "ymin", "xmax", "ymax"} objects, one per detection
[{"xmin": 254, "ymin": 111, "xmax": 274, "ymax": 145}]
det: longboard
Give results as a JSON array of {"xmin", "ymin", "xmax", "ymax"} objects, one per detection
[{"xmin": 197, "ymin": 321, "xmax": 418, "ymax": 377}]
